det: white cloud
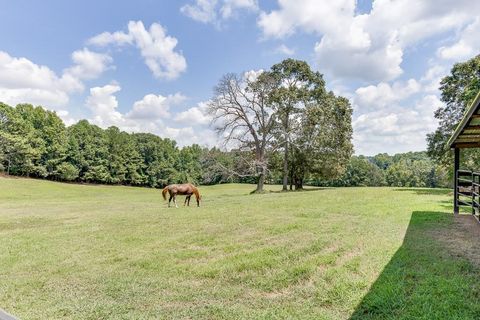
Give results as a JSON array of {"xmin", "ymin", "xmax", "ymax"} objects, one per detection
[
  {"xmin": 0, "ymin": 49, "xmax": 111, "ymax": 108},
  {"xmin": 127, "ymin": 93, "xmax": 186, "ymax": 120},
  {"xmin": 87, "ymin": 31, "xmax": 133, "ymax": 47},
  {"xmin": 61, "ymin": 48, "xmax": 113, "ymax": 92},
  {"xmin": 258, "ymin": 0, "xmax": 480, "ymax": 82},
  {"xmin": 84, "ymin": 84, "xmax": 217, "ymax": 146},
  {"xmin": 56, "ymin": 110, "xmax": 77, "ymax": 126},
  {"xmin": 420, "ymin": 64, "xmax": 448, "ymax": 93},
  {"xmin": 181, "ymin": 0, "xmax": 258, "ymax": 26},
  {"xmin": 86, "ymin": 83, "xmax": 124, "ymax": 127},
  {"xmin": 181, "ymin": 0, "xmax": 218, "ymax": 24},
  {"xmin": 64, "ymin": 48, "xmax": 113, "ymax": 81},
  {"xmin": 437, "ymin": 18, "xmax": 480, "ymax": 61},
  {"xmin": 354, "ymin": 79, "xmax": 421, "ymax": 111},
  {"xmin": 353, "ymin": 95, "xmax": 442, "ymax": 155},
  {"xmin": 88, "ymin": 21, "xmax": 187, "ymax": 80},
  {"xmin": 244, "ymin": 69, "xmax": 264, "ymax": 82},
  {"xmin": 274, "ymin": 44, "xmax": 295, "ymax": 56},
  {"xmin": 174, "ymin": 101, "xmax": 211, "ymax": 125}
]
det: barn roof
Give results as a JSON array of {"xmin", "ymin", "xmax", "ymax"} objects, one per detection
[{"xmin": 448, "ymin": 91, "xmax": 480, "ymax": 149}]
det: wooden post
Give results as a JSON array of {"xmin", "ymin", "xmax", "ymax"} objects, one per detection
[{"xmin": 454, "ymin": 147, "xmax": 460, "ymax": 215}]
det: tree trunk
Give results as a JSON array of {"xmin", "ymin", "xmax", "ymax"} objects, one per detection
[
  {"xmin": 282, "ymin": 115, "xmax": 289, "ymax": 191},
  {"xmin": 256, "ymin": 170, "xmax": 265, "ymax": 193},
  {"xmin": 289, "ymin": 172, "xmax": 293, "ymax": 190},
  {"xmin": 294, "ymin": 177, "xmax": 303, "ymax": 190},
  {"xmin": 282, "ymin": 141, "xmax": 288, "ymax": 191}
]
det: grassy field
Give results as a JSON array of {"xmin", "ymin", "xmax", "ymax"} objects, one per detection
[{"xmin": 1, "ymin": 177, "xmax": 480, "ymax": 319}]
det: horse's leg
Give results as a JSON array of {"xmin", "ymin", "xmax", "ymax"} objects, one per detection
[
  {"xmin": 187, "ymin": 195, "xmax": 191, "ymax": 206},
  {"xmin": 173, "ymin": 194, "xmax": 178, "ymax": 208},
  {"xmin": 168, "ymin": 194, "xmax": 173, "ymax": 207},
  {"xmin": 184, "ymin": 196, "xmax": 189, "ymax": 206}
]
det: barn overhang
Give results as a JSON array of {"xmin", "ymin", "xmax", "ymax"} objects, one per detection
[{"xmin": 448, "ymin": 91, "xmax": 480, "ymax": 149}]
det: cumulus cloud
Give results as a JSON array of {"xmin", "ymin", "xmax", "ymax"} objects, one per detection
[
  {"xmin": 353, "ymin": 94, "xmax": 442, "ymax": 155},
  {"xmin": 354, "ymin": 79, "xmax": 421, "ymax": 111},
  {"xmin": 174, "ymin": 101, "xmax": 211, "ymax": 125},
  {"xmin": 127, "ymin": 93, "xmax": 186, "ymax": 120},
  {"xmin": 61, "ymin": 48, "xmax": 113, "ymax": 92},
  {"xmin": 88, "ymin": 21, "xmax": 187, "ymax": 80},
  {"xmin": 274, "ymin": 44, "xmax": 295, "ymax": 56},
  {"xmin": 0, "ymin": 49, "xmax": 111, "ymax": 108},
  {"xmin": 181, "ymin": 0, "xmax": 258, "ymax": 26},
  {"xmin": 86, "ymin": 83, "xmax": 124, "ymax": 127},
  {"xmin": 84, "ymin": 84, "xmax": 217, "ymax": 146},
  {"xmin": 258, "ymin": 0, "xmax": 480, "ymax": 82},
  {"xmin": 437, "ymin": 18, "xmax": 480, "ymax": 61}
]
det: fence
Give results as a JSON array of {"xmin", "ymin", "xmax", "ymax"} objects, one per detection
[{"xmin": 456, "ymin": 169, "xmax": 480, "ymax": 220}]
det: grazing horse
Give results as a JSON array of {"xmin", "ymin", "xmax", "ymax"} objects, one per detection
[{"xmin": 162, "ymin": 183, "xmax": 201, "ymax": 208}]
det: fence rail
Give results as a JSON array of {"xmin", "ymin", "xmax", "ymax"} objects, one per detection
[{"xmin": 456, "ymin": 169, "xmax": 480, "ymax": 221}]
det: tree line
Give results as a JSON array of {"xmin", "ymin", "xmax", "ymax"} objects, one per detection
[
  {"xmin": 0, "ymin": 103, "xmax": 204, "ymax": 187},
  {"xmin": 0, "ymin": 102, "xmax": 451, "ymax": 188}
]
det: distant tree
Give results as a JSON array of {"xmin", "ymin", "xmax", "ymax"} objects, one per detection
[
  {"xmin": 55, "ymin": 162, "xmax": 79, "ymax": 181},
  {"xmin": 0, "ymin": 103, "xmax": 39, "ymax": 176},
  {"xmin": 371, "ymin": 153, "xmax": 393, "ymax": 170},
  {"xmin": 199, "ymin": 147, "xmax": 235, "ymax": 185},
  {"xmin": 133, "ymin": 133, "xmax": 180, "ymax": 187},
  {"xmin": 15, "ymin": 104, "xmax": 68, "ymax": 178},
  {"xmin": 208, "ymin": 72, "xmax": 277, "ymax": 193},
  {"xmin": 341, "ymin": 157, "xmax": 386, "ymax": 187},
  {"xmin": 176, "ymin": 144, "xmax": 203, "ymax": 184},
  {"xmin": 66, "ymin": 120, "xmax": 110, "ymax": 183},
  {"xmin": 289, "ymin": 93, "xmax": 353, "ymax": 189},
  {"xmin": 268, "ymin": 59, "xmax": 327, "ymax": 191},
  {"xmin": 104, "ymin": 126, "xmax": 143, "ymax": 184}
]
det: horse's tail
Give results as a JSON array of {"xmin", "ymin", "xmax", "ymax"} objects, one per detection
[
  {"xmin": 162, "ymin": 186, "xmax": 169, "ymax": 200},
  {"xmin": 193, "ymin": 187, "xmax": 201, "ymax": 201}
]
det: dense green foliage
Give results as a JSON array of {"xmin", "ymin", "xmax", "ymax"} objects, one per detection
[
  {"xmin": 264, "ymin": 59, "xmax": 353, "ymax": 190},
  {"xmin": 310, "ymin": 152, "xmax": 450, "ymax": 188},
  {"xmin": 0, "ymin": 103, "xmax": 203, "ymax": 187},
  {"xmin": 0, "ymin": 102, "xmax": 448, "ymax": 188},
  {"xmin": 427, "ymin": 54, "xmax": 480, "ymax": 167}
]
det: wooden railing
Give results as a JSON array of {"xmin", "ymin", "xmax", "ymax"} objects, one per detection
[{"xmin": 456, "ymin": 169, "xmax": 480, "ymax": 220}]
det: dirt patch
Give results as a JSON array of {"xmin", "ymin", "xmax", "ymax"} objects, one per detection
[{"xmin": 430, "ymin": 214, "xmax": 480, "ymax": 266}]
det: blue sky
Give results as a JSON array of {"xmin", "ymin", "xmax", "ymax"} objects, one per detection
[{"xmin": 0, "ymin": 0, "xmax": 479, "ymax": 155}]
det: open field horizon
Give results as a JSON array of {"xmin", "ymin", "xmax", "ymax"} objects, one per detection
[{"xmin": 1, "ymin": 177, "xmax": 480, "ymax": 319}]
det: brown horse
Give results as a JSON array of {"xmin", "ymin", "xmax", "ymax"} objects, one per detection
[{"xmin": 162, "ymin": 183, "xmax": 201, "ymax": 208}]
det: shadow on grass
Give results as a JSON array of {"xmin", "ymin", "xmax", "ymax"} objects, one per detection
[
  {"xmin": 265, "ymin": 187, "xmax": 328, "ymax": 194},
  {"xmin": 350, "ymin": 211, "xmax": 480, "ymax": 319},
  {"xmin": 393, "ymin": 188, "xmax": 452, "ymax": 196}
]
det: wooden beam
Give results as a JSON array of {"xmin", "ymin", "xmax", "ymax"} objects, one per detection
[
  {"xmin": 454, "ymin": 148, "xmax": 459, "ymax": 215},
  {"xmin": 471, "ymin": 114, "xmax": 480, "ymax": 119},
  {"xmin": 453, "ymin": 142, "xmax": 480, "ymax": 149},
  {"xmin": 465, "ymin": 125, "xmax": 480, "ymax": 130}
]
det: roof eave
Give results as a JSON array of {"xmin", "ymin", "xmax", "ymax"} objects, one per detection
[{"xmin": 447, "ymin": 90, "xmax": 480, "ymax": 149}]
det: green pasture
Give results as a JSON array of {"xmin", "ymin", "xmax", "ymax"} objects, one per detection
[{"xmin": 0, "ymin": 177, "xmax": 479, "ymax": 319}]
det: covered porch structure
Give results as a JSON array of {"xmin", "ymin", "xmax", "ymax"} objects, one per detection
[{"xmin": 448, "ymin": 92, "xmax": 480, "ymax": 216}]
